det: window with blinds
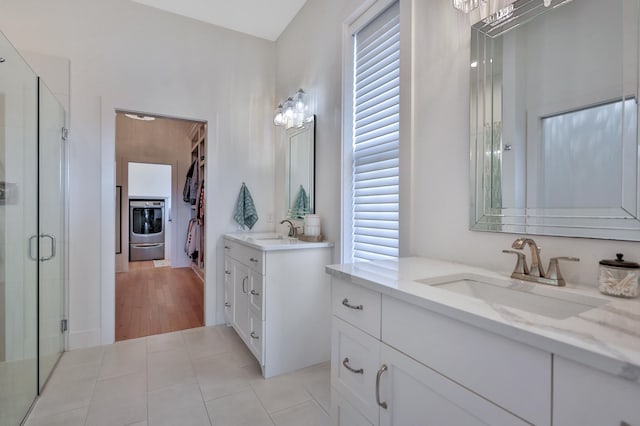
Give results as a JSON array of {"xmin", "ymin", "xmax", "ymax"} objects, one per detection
[{"xmin": 351, "ymin": 1, "xmax": 400, "ymax": 262}]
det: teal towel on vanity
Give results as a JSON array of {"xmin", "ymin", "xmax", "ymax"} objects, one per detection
[
  {"xmin": 234, "ymin": 182, "xmax": 259, "ymax": 230},
  {"xmin": 288, "ymin": 185, "xmax": 310, "ymax": 219}
]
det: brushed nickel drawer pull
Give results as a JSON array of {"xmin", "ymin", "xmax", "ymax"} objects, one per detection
[
  {"xmin": 242, "ymin": 276, "xmax": 248, "ymax": 294},
  {"xmin": 224, "ymin": 245, "xmax": 230, "ymax": 249},
  {"xmin": 342, "ymin": 357, "xmax": 364, "ymax": 374},
  {"xmin": 224, "ymin": 302, "xmax": 231, "ymax": 307},
  {"xmin": 250, "ymin": 331, "xmax": 259, "ymax": 339},
  {"xmin": 250, "ymin": 257, "xmax": 259, "ymax": 263},
  {"xmin": 250, "ymin": 290, "xmax": 260, "ymax": 296},
  {"xmin": 225, "ymin": 270, "xmax": 231, "ymax": 275},
  {"xmin": 376, "ymin": 364, "xmax": 388, "ymax": 410},
  {"xmin": 342, "ymin": 298, "xmax": 363, "ymax": 310}
]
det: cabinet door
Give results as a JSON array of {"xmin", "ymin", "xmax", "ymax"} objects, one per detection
[
  {"xmin": 378, "ymin": 344, "xmax": 528, "ymax": 426},
  {"xmin": 332, "ymin": 389, "xmax": 375, "ymax": 426},
  {"xmin": 248, "ymin": 269, "xmax": 264, "ymax": 319},
  {"xmin": 553, "ymin": 356, "xmax": 640, "ymax": 426},
  {"xmin": 223, "ymin": 256, "xmax": 235, "ymax": 324},
  {"xmin": 234, "ymin": 262, "xmax": 250, "ymax": 340}
]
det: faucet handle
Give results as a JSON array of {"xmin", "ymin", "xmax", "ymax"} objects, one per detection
[
  {"xmin": 502, "ymin": 250, "xmax": 529, "ymax": 275},
  {"xmin": 546, "ymin": 256, "xmax": 579, "ymax": 286}
]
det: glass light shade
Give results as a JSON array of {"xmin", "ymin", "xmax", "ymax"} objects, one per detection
[
  {"xmin": 294, "ymin": 88, "xmax": 306, "ymax": 113},
  {"xmin": 283, "ymin": 97, "xmax": 295, "ymax": 128},
  {"xmin": 284, "ymin": 97, "xmax": 295, "ymax": 118},
  {"xmin": 453, "ymin": 0, "xmax": 479, "ymax": 13},
  {"xmin": 274, "ymin": 104, "xmax": 285, "ymax": 126}
]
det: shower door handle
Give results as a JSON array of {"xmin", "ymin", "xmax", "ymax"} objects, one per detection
[
  {"xmin": 28, "ymin": 235, "xmax": 38, "ymax": 261},
  {"xmin": 40, "ymin": 234, "xmax": 56, "ymax": 261}
]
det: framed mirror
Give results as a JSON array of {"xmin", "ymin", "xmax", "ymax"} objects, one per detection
[
  {"xmin": 286, "ymin": 115, "xmax": 315, "ymax": 219},
  {"xmin": 470, "ymin": 0, "xmax": 640, "ymax": 240}
]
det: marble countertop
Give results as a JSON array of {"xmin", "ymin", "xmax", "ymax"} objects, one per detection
[
  {"xmin": 326, "ymin": 257, "xmax": 640, "ymax": 383},
  {"xmin": 224, "ymin": 232, "xmax": 333, "ymax": 251}
]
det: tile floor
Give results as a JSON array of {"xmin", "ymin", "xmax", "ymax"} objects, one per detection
[{"xmin": 26, "ymin": 325, "xmax": 331, "ymax": 426}]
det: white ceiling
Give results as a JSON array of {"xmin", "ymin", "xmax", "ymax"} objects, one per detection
[{"xmin": 130, "ymin": 0, "xmax": 308, "ymax": 41}]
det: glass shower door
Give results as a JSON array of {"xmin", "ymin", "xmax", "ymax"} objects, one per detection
[
  {"xmin": 37, "ymin": 79, "xmax": 65, "ymax": 390},
  {"xmin": 0, "ymin": 31, "xmax": 39, "ymax": 425}
]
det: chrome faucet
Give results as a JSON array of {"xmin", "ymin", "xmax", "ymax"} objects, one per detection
[
  {"xmin": 279, "ymin": 219, "xmax": 297, "ymax": 238},
  {"xmin": 503, "ymin": 237, "xmax": 579, "ymax": 286}
]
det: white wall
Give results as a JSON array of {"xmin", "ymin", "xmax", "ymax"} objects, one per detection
[
  {"xmin": 128, "ymin": 162, "xmax": 172, "ymax": 198},
  {"xmin": 278, "ymin": 0, "xmax": 640, "ymax": 288},
  {"xmin": 0, "ymin": 0, "xmax": 277, "ymax": 348}
]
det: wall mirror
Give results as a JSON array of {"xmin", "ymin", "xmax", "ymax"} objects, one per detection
[
  {"xmin": 286, "ymin": 115, "xmax": 315, "ymax": 219},
  {"xmin": 470, "ymin": 0, "xmax": 640, "ymax": 240}
]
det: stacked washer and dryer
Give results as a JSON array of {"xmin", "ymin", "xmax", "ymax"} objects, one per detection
[{"xmin": 129, "ymin": 199, "xmax": 165, "ymax": 261}]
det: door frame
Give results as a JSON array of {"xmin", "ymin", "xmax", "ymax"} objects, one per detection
[{"xmin": 100, "ymin": 98, "xmax": 214, "ymax": 345}]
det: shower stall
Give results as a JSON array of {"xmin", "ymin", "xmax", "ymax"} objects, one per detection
[{"xmin": 0, "ymin": 31, "xmax": 67, "ymax": 425}]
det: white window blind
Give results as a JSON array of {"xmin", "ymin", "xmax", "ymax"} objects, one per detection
[{"xmin": 352, "ymin": 1, "xmax": 400, "ymax": 262}]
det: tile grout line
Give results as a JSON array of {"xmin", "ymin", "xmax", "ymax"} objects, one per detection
[
  {"xmin": 248, "ymin": 386, "xmax": 276, "ymax": 426},
  {"xmin": 185, "ymin": 328, "xmax": 215, "ymax": 426},
  {"xmin": 83, "ymin": 345, "xmax": 107, "ymax": 426}
]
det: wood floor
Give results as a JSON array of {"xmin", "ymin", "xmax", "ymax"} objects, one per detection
[{"xmin": 116, "ymin": 261, "xmax": 204, "ymax": 341}]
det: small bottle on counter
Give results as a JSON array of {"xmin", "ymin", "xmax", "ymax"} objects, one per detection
[{"xmin": 598, "ymin": 253, "xmax": 639, "ymax": 298}]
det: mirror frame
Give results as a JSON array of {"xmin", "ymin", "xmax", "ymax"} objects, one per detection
[
  {"xmin": 285, "ymin": 115, "xmax": 315, "ymax": 219},
  {"xmin": 469, "ymin": 0, "xmax": 640, "ymax": 241}
]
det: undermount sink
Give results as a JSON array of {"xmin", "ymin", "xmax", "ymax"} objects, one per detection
[
  {"xmin": 417, "ymin": 276, "xmax": 607, "ymax": 319},
  {"xmin": 255, "ymin": 235, "xmax": 286, "ymax": 241},
  {"xmin": 247, "ymin": 233, "xmax": 298, "ymax": 244}
]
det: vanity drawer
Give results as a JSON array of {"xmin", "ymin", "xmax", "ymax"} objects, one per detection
[
  {"xmin": 248, "ymin": 309, "xmax": 264, "ymax": 364},
  {"xmin": 224, "ymin": 239, "xmax": 265, "ymax": 274},
  {"xmin": 223, "ymin": 238, "xmax": 239, "ymax": 258},
  {"xmin": 381, "ymin": 295, "xmax": 552, "ymax": 426},
  {"xmin": 242, "ymin": 246, "xmax": 263, "ymax": 274},
  {"xmin": 332, "ymin": 278, "xmax": 381, "ymax": 338},
  {"xmin": 331, "ymin": 317, "xmax": 380, "ymax": 425}
]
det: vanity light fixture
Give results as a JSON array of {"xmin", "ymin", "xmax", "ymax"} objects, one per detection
[
  {"xmin": 124, "ymin": 113, "xmax": 156, "ymax": 121},
  {"xmin": 274, "ymin": 88, "xmax": 308, "ymax": 129}
]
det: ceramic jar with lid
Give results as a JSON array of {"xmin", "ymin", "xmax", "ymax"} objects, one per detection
[{"xmin": 598, "ymin": 253, "xmax": 639, "ymax": 298}]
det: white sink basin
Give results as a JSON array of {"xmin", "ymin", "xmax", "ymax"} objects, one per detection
[
  {"xmin": 246, "ymin": 233, "xmax": 298, "ymax": 245},
  {"xmin": 418, "ymin": 277, "xmax": 607, "ymax": 319}
]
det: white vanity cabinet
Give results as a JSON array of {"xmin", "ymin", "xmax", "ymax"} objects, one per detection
[
  {"xmin": 553, "ymin": 356, "xmax": 640, "ymax": 426},
  {"xmin": 330, "ymin": 277, "xmax": 544, "ymax": 426},
  {"xmin": 223, "ymin": 235, "xmax": 332, "ymax": 378}
]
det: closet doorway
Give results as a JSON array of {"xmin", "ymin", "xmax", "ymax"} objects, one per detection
[{"xmin": 114, "ymin": 112, "xmax": 206, "ymax": 341}]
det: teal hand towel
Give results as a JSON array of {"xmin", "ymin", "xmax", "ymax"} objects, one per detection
[
  {"xmin": 234, "ymin": 182, "xmax": 258, "ymax": 230},
  {"xmin": 288, "ymin": 185, "xmax": 310, "ymax": 219}
]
